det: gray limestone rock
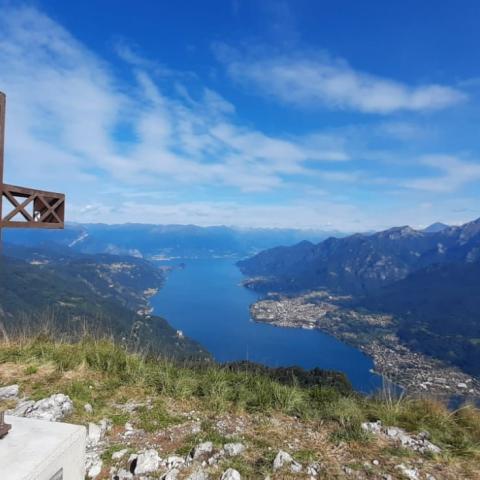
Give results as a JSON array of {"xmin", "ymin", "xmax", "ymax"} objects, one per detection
[
  {"xmin": 273, "ymin": 450, "xmax": 302, "ymax": 473},
  {"xmin": 223, "ymin": 442, "xmax": 245, "ymax": 457},
  {"xmin": 8, "ymin": 393, "xmax": 73, "ymax": 422},
  {"xmin": 187, "ymin": 469, "xmax": 210, "ymax": 480},
  {"xmin": 134, "ymin": 449, "xmax": 162, "ymax": 475},
  {"xmin": 191, "ymin": 441, "xmax": 214, "ymax": 460},
  {"xmin": 0, "ymin": 384, "xmax": 19, "ymax": 400},
  {"xmin": 395, "ymin": 464, "xmax": 420, "ymax": 480},
  {"xmin": 221, "ymin": 468, "xmax": 241, "ymax": 480},
  {"xmin": 273, "ymin": 450, "xmax": 293, "ymax": 470},
  {"xmin": 166, "ymin": 455, "xmax": 185, "ymax": 469},
  {"xmin": 362, "ymin": 421, "xmax": 441, "ymax": 454},
  {"xmin": 163, "ymin": 469, "xmax": 180, "ymax": 480},
  {"xmin": 86, "ymin": 451, "xmax": 103, "ymax": 479}
]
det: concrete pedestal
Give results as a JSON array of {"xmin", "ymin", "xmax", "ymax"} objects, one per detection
[{"xmin": 0, "ymin": 415, "xmax": 86, "ymax": 480}]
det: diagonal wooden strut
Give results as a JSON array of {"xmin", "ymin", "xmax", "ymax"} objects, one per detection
[
  {"xmin": 1, "ymin": 184, "xmax": 65, "ymax": 228},
  {"xmin": 2, "ymin": 191, "xmax": 35, "ymax": 222}
]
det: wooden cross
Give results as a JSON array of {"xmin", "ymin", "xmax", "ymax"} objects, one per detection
[
  {"xmin": 0, "ymin": 91, "xmax": 65, "ymax": 438},
  {"xmin": 0, "ymin": 91, "xmax": 65, "ymax": 241}
]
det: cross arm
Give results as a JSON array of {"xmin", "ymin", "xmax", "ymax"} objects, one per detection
[{"xmin": 0, "ymin": 183, "xmax": 65, "ymax": 229}]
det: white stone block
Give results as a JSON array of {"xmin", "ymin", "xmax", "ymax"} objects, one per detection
[{"xmin": 0, "ymin": 415, "xmax": 86, "ymax": 480}]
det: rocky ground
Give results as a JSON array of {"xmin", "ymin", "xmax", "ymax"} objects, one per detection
[
  {"xmin": 250, "ymin": 292, "xmax": 480, "ymax": 401},
  {"xmin": 1, "ymin": 339, "xmax": 479, "ymax": 480},
  {"xmin": 0, "ymin": 383, "xmax": 476, "ymax": 479}
]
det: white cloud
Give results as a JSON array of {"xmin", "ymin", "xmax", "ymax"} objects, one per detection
[
  {"xmin": 0, "ymin": 6, "xmax": 350, "ymax": 201},
  {"xmin": 216, "ymin": 47, "xmax": 466, "ymax": 114},
  {"xmin": 404, "ymin": 155, "xmax": 480, "ymax": 192},
  {"xmin": 1, "ymin": 6, "xmax": 478, "ymax": 231}
]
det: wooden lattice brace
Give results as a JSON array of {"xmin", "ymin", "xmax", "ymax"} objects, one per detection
[
  {"xmin": 0, "ymin": 91, "xmax": 65, "ymax": 230},
  {"xmin": 1, "ymin": 183, "xmax": 65, "ymax": 228}
]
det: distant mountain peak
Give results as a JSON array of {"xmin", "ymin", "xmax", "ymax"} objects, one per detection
[
  {"xmin": 423, "ymin": 222, "xmax": 450, "ymax": 233},
  {"xmin": 379, "ymin": 226, "xmax": 419, "ymax": 239}
]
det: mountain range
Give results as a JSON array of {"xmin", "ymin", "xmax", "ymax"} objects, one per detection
[
  {"xmin": 4, "ymin": 223, "xmax": 343, "ymax": 258},
  {"xmin": 238, "ymin": 217, "xmax": 480, "ymax": 376},
  {"xmin": 238, "ymin": 218, "xmax": 480, "ymax": 295}
]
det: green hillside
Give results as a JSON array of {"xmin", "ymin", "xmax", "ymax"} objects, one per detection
[{"xmin": 0, "ymin": 253, "xmax": 209, "ymax": 361}]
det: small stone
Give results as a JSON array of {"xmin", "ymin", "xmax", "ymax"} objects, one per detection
[
  {"xmin": 223, "ymin": 442, "xmax": 245, "ymax": 457},
  {"xmin": 273, "ymin": 450, "xmax": 293, "ymax": 470},
  {"xmin": 361, "ymin": 421, "xmax": 382, "ymax": 435},
  {"xmin": 99, "ymin": 418, "xmax": 112, "ymax": 434},
  {"xmin": 395, "ymin": 464, "xmax": 420, "ymax": 480},
  {"xmin": 84, "ymin": 403, "xmax": 93, "ymax": 413},
  {"xmin": 134, "ymin": 449, "xmax": 162, "ymax": 474},
  {"xmin": 343, "ymin": 466, "xmax": 354, "ymax": 475},
  {"xmin": 0, "ymin": 384, "xmax": 19, "ymax": 400},
  {"xmin": 290, "ymin": 461, "xmax": 303, "ymax": 473},
  {"xmin": 221, "ymin": 468, "xmax": 241, "ymax": 480},
  {"xmin": 372, "ymin": 459, "xmax": 380, "ymax": 466},
  {"xmin": 166, "ymin": 455, "xmax": 185, "ymax": 469},
  {"xmin": 163, "ymin": 469, "xmax": 180, "ymax": 480},
  {"xmin": 207, "ymin": 452, "xmax": 223, "ymax": 465},
  {"xmin": 191, "ymin": 441, "xmax": 213, "ymax": 460},
  {"xmin": 187, "ymin": 469, "xmax": 209, "ymax": 480},
  {"xmin": 191, "ymin": 422, "xmax": 202, "ymax": 434},
  {"xmin": 113, "ymin": 468, "xmax": 133, "ymax": 480},
  {"xmin": 87, "ymin": 423, "xmax": 102, "ymax": 445},
  {"xmin": 386, "ymin": 427, "xmax": 401, "ymax": 438},
  {"xmin": 86, "ymin": 452, "xmax": 102, "ymax": 479},
  {"xmin": 87, "ymin": 461, "xmax": 102, "ymax": 478},
  {"xmin": 112, "ymin": 449, "xmax": 129, "ymax": 461}
]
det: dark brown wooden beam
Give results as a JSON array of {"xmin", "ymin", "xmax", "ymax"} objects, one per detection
[{"xmin": 0, "ymin": 92, "xmax": 5, "ymax": 242}]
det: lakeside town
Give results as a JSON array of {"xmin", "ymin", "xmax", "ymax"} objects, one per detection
[{"xmin": 250, "ymin": 291, "xmax": 480, "ymax": 400}]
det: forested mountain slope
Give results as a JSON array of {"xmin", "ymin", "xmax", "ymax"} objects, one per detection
[
  {"xmin": 239, "ymin": 218, "xmax": 480, "ymax": 295},
  {"xmin": 0, "ymin": 246, "xmax": 209, "ymax": 361}
]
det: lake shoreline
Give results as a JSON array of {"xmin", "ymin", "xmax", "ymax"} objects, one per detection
[
  {"xmin": 149, "ymin": 258, "xmax": 385, "ymax": 394},
  {"xmin": 249, "ymin": 291, "xmax": 480, "ymax": 402}
]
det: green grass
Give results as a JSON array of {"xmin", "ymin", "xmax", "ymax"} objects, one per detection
[
  {"xmin": 24, "ymin": 365, "xmax": 38, "ymax": 375},
  {"xmin": 1, "ymin": 335, "xmax": 479, "ymax": 460},
  {"xmin": 136, "ymin": 400, "xmax": 182, "ymax": 432}
]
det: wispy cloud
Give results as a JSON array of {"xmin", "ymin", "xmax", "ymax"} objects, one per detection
[
  {"xmin": 0, "ymin": 5, "xmax": 479, "ymax": 230},
  {"xmin": 0, "ymin": 6, "xmax": 349, "ymax": 199},
  {"xmin": 216, "ymin": 46, "xmax": 466, "ymax": 114},
  {"xmin": 405, "ymin": 155, "xmax": 480, "ymax": 192}
]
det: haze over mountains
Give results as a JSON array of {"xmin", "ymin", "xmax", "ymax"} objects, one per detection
[{"xmin": 4, "ymin": 223, "xmax": 341, "ymax": 259}]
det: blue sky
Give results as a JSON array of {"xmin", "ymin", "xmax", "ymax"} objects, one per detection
[{"xmin": 1, "ymin": 1, "xmax": 480, "ymax": 231}]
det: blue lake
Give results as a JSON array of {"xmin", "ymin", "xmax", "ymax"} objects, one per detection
[{"xmin": 151, "ymin": 258, "xmax": 383, "ymax": 394}]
